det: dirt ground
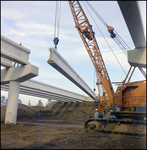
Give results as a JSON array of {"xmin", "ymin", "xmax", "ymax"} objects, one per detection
[{"xmin": 1, "ymin": 101, "xmax": 146, "ymax": 149}]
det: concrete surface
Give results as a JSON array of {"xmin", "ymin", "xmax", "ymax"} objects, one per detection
[
  {"xmin": 127, "ymin": 48, "xmax": 146, "ymax": 68},
  {"xmin": 117, "ymin": 1, "xmax": 145, "ymax": 48},
  {"xmin": 1, "ymin": 35, "xmax": 30, "ymax": 65},
  {"xmin": 5, "ymin": 81, "xmax": 20, "ymax": 124},
  {"xmin": 1, "ymin": 57, "xmax": 13, "ymax": 67},
  {"xmin": 1, "ymin": 64, "xmax": 39, "ymax": 84}
]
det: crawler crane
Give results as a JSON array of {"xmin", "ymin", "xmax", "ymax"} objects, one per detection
[{"xmin": 68, "ymin": 1, "xmax": 146, "ymax": 135}]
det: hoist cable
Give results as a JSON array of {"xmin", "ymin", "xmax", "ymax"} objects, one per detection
[
  {"xmin": 115, "ymin": 36, "xmax": 128, "ymax": 50},
  {"xmin": 114, "ymin": 35, "xmax": 129, "ymax": 52},
  {"xmin": 86, "ymin": 1, "xmax": 131, "ymax": 53},
  {"xmin": 54, "ymin": 1, "xmax": 58, "ymax": 38},
  {"xmin": 114, "ymin": 39, "xmax": 127, "ymax": 56},
  {"xmin": 57, "ymin": 1, "xmax": 61, "ymax": 38},
  {"xmin": 115, "ymin": 37, "xmax": 128, "ymax": 51},
  {"xmin": 116, "ymin": 37, "xmax": 129, "ymax": 53},
  {"xmin": 86, "ymin": 1, "xmax": 108, "ymax": 28},
  {"xmin": 94, "ymin": 68, "xmax": 96, "ymax": 91},
  {"xmin": 113, "ymin": 38, "xmax": 127, "ymax": 56},
  {"xmin": 53, "ymin": 1, "xmax": 61, "ymax": 48},
  {"xmin": 114, "ymin": 30, "xmax": 131, "ymax": 50},
  {"xmin": 82, "ymin": 1, "xmax": 127, "ymax": 75}
]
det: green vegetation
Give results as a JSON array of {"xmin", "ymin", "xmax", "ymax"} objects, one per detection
[
  {"xmin": 28, "ymin": 100, "xmax": 31, "ymax": 107},
  {"xmin": 37, "ymin": 100, "xmax": 44, "ymax": 107}
]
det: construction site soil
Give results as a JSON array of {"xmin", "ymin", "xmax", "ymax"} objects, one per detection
[{"xmin": 1, "ymin": 101, "xmax": 146, "ymax": 149}]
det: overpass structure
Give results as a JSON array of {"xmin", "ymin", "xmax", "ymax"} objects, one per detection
[
  {"xmin": 1, "ymin": 79, "xmax": 86, "ymax": 102},
  {"xmin": 1, "ymin": 35, "xmax": 95, "ymax": 124},
  {"xmin": 1, "ymin": 35, "xmax": 96, "ymax": 102},
  {"xmin": 1, "ymin": 35, "xmax": 39, "ymax": 124}
]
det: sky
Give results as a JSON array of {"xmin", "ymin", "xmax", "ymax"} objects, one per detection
[{"xmin": 1, "ymin": 1, "xmax": 146, "ymax": 106}]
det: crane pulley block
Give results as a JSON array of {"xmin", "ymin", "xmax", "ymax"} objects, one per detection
[{"xmin": 107, "ymin": 26, "xmax": 116, "ymax": 38}]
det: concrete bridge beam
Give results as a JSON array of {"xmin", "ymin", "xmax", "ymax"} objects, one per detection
[
  {"xmin": 47, "ymin": 48, "xmax": 97, "ymax": 100},
  {"xmin": 1, "ymin": 35, "xmax": 30, "ymax": 65},
  {"xmin": 127, "ymin": 48, "xmax": 146, "ymax": 68},
  {"xmin": 1, "ymin": 57, "xmax": 13, "ymax": 68}
]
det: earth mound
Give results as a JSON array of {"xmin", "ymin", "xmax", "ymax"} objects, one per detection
[{"xmin": 1, "ymin": 101, "xmax": 99, "ymax": 121}]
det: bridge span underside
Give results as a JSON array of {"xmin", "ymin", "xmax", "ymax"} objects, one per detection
[{"xmin": 1, "ymin": 80, "xmax": 86, "ymax": 102}]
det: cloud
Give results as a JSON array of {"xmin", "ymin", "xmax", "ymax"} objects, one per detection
[
  {"xmin": 74, "ymin": 48, "xmax": 88, "ymax": 56},
  {"xmin": 1, "ymin": 9, "xmax": 25, "ymax": 21},
  {"xmin": 10, "ymin": 29, "xmax": 26, "ymax": 36},
  {"xmin": 16, "ymin": 22, "xmax": 54, "ymax": 31},
  {"xmin": 29, "ymin": 59, "xmax": 45, "ymax": 68},
  {"xmin": 37, "ymin": 72, "xmax": 63, "ymax": 80}
]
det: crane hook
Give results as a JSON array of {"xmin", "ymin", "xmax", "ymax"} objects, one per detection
[{"xmin": 53, "ymin": 37, "xmax": 59, "ymax": 48}]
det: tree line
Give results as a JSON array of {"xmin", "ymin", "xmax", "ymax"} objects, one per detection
[{"xmin": 1, "ymin": 96, "xmax": 52, "ymax": 107}]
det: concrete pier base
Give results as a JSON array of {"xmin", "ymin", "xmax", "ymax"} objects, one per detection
[{"xmin": 5, "ymin": 81, "xmax": 20, "ymax": 124}]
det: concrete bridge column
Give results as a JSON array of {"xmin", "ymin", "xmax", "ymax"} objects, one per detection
[
  {"xmin": 1, "ymin": 36, "xmax": 39, "ymax": 124},
  {"xmin": 5, "ymin": 81, "xmax": 20, "ymax": 124}
]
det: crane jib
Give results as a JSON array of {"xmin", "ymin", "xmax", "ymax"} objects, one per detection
[{"xmin": 68, "ymin": 1, "xmax": 114, "ymax": 103}]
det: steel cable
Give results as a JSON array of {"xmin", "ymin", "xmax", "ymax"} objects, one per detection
[
  {"xmin": 85, "ymin": 1, "xmax": 131, "ymax": 54},
  {"xmin": 54, "ymin": 1, "xmax": 58, "ymax": 38},
  {"xmin": 57, "ymin": 1, "xmax": 61, "ymax": 38},
  {"xmin": 53, "ymin": 1, "xmax": 61, "ymax": 48},
  {"xmin": 82, "ymin": 1, "xmax": 127, "ymax": 75}
]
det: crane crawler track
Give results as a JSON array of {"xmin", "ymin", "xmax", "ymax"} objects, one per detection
[
  {"xmin": 95, "ymin": 130, "xmax": 145, "ymax": 137},
  {"xmin": 84, "ymin": 118, "xmax": 146, "ymax": 136}
]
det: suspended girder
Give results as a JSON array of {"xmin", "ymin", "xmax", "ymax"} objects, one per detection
[{"xmin": 47, "ymin": 48, "xmax": 97, "ymax": 100}]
